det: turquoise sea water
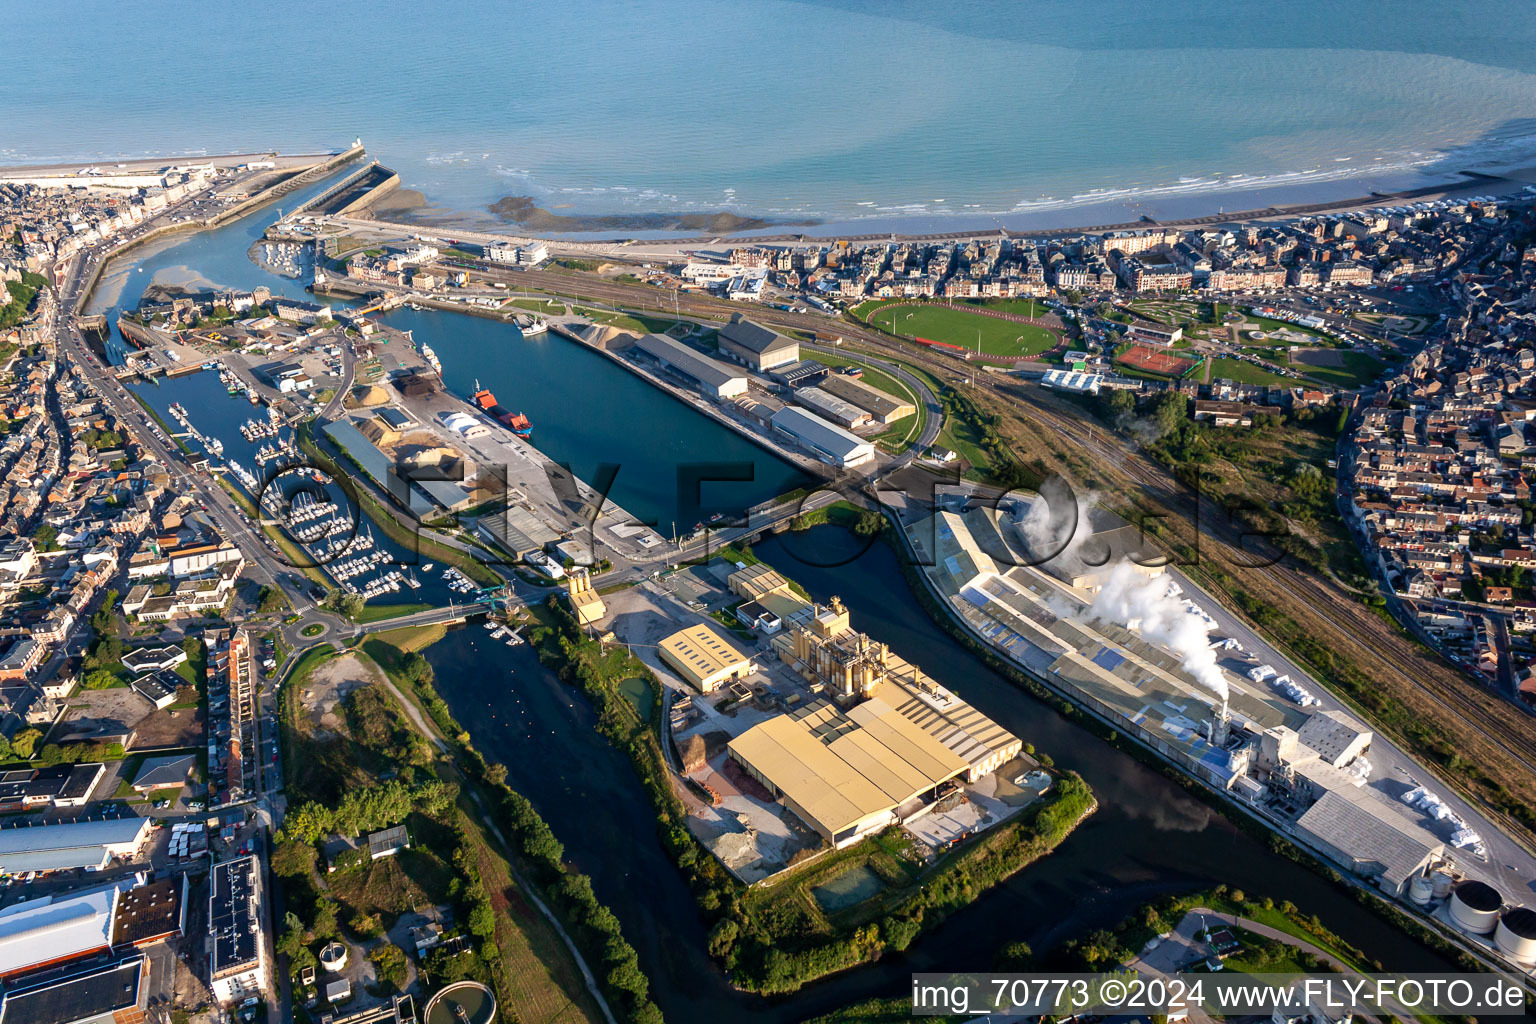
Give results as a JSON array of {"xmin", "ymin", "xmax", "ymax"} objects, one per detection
[{"xmin": 8, "ymin": 1, "xmax": 1536, "ymax": 231}]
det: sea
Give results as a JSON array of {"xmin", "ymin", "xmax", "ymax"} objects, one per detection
[{"xmin": 8, "ymin": 0, "xmax": 1536, "ymax": 235}]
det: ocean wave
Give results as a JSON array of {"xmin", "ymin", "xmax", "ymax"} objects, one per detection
[{"xmin": 465, "ymin": 125, "xmax": 1536, "ymax": 225}]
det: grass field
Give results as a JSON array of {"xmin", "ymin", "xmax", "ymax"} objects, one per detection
[
  {"xmin": 352, "ymin": 601, "xmax": 433, "ymax": 624},
  {"xmin": 1206, "ymin": 357, "xmax": 1293, "ymax": 386},
  {"xmin": 369, "ymin": 623, "xmax": 448, "ymax": 652},
  {"xmin": 507, "ymin": 298, "xmax": 567, "ymax": 315},
  {"xmin": 1288, "ymin": 350, "xmax": 1387, "ymax": 388},
  {"xmin": 867, "ymin": 304, "xmax": 1057, "ymax": 358}
]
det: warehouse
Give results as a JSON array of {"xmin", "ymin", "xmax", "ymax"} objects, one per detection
[
  {"xmin": 717, "ymin": 315, "xmax": 800, "ymax": 371},
  {"xmin": 633, "ymin": 333, "xmax": 749, "ymax": 400},
  {"xmin": 728, "ymin": 697, "xmax": 970, "ymax": 847},
  {"xmin": 817, "ymin": 373, "xmax": 916, "ymax": 424},
  {"xmin": 0, "ymin": 817, "xmax": 150, "ymax": 875},
  {"xmin": 0, "ymin": 877, "xmax": 137, "ymax": 978},
  {"xmin": 1294, "ymin": 790, "xmax": 1445, "ymax": 896},
  {"xmin": 658, "ymin": 624, "xmax": 754, "ymax": 693},
  {"xmin": 770, "ymin": 406, "xmax": 876, "ymax": 468},
  {"xmin": 794, "ymin": 387, "xmax": 872, "ymax": 429}
]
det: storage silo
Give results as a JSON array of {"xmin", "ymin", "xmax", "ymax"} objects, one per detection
[
  {"xmin": 1449, "ymin": 880, "xmax": 1503, "ymax": 935},
  {"xmin": 1408, "ymin": 874, "xmax": 1434, "ymax": 907},
  {"xmin": 1494, "ymin": 907, "xmax": 1536, "ymax": 965},
  {"xmin": 1430, "ymin": 870, "xmax": 1455, "ymax": 900}
]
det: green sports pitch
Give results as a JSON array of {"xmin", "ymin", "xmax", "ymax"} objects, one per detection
[{"xmin": 868, "ymin": 304, "xmax": 1056, "ymax": 358}]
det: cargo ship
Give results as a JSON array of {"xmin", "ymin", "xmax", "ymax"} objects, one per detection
[{"xmin": 471, "ymin": 382, "xmax": 534, "ymax": 438}]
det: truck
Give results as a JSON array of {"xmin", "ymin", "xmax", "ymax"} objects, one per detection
[{"xmin": 163, "ymin": 349, "xmax": 180, "ymax": 362}]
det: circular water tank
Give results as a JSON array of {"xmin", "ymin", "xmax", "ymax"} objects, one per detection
[
  {"xmin": 1408, "ymin": 874, "xmax": 1434, "ymax": 906},
  {"xmin": 319, "ymin": 941, "xmax": 348, "ymax": 973},
  {"xmin": 1450, "ymin": 880, "xmax": 1502, "ymax": 935},
  {"xmin": 1430, "ymin": 871, "xmax": 1455, "ymax": 899},
  {"xmin": 1494, "ymin": 907, "xmax": 1536, "ymax": 965}
]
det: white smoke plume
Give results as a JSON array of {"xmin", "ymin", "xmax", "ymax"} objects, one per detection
[
  {"xmin": 1017, "ymin": 477, "xmax": 1099, "ymax": 569},
  {"xmin": 1086, "ymin": 561, "xmax": 1230, "ymax": 705}
]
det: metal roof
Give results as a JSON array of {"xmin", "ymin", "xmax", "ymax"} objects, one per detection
[
  {"xmin": 728, "ymin": 698, "xmax": 968, "ymax": 838},
  {"xmin": 720, "ymin": 316, "xmax": 796, "ymax": 355},
  {"xmin": 0, "ymin": 877, "xmax": 135, "ymax": 975},
  {"xmin": 769, "ymin": 406, "xmax": 875, "ymax": 463},
  {"xmin": 634, "ymin": 333, "xmax": 745, "ymax": 393},
  {"xmin": 659, "ymin": 625, "xmax": 749, "ymax": 685},
  {"xmin": 0, "ymin": 817, "xmax": 149, "ymax": 873},
  {"xmin": 1295, "ymin": 790, "xmax": 1444, "ymax": 892}
]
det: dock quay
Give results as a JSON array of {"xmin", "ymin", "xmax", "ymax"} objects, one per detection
[{"xmin": 312, "ymin": 277, "xmax": 839, "ymax": 481}]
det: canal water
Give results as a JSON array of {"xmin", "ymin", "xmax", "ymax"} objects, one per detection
[
  {"xmin": 427, "ymin": 526, "xmax": 1459, "ymax": 1024},
  {"xmin": 371, "ymin": 308, "xmax": 809, "ymax": 531}
]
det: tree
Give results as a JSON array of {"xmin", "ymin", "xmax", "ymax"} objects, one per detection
[
  {"xmin": 1106, "ymin": 388, "xmax": 1135, "ymax": 421},
  {"xmin": 995, "ymin": 940, "xmax": 1034, "ymax": 970},
  {"xmin": 484, "ymin": 763, "xmax": 507, "ymax": 787},
  {"xmin": 706, "ymin": 919, "xmax": 738, "ymax": 958},
  {"xmin": 1149, "ymin": 390, "xmax": 1188, "ymax": 439},
  {"xmin": 323, "ymin": 590, "xmax": 365, "ymax": 619},
  {"xmin": 257, "ymin": 585, "xmax": 287, "ymax": 614},
  {"xmin": 32, "ymin": 523, "xmax": 59, "ymax": 552},
  {"xmin": 270, "ymin": 840, "xmax": 316, "ymax": 879},
  {"xmin": 369, "ymin": 944, "xmax": 408, "ymax": 990},
  {"xmin": 309, "ymin": 898, "xmax": 340, "ymax": 942},
  {"xmin": 467, "ymin": 900, "xmax": 496, "ymax": 941},
  {"xmin": 852, "ymin": 509, "xmax": 885, "ymax": 539},
  {"xmin": 10, "ymin": 728, "xmax": 40, "ymax": 759}
]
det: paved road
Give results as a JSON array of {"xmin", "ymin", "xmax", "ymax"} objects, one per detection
[{"xmin": 1131, "ymin": 908, "xmax": 1410, "ymax": 1023}]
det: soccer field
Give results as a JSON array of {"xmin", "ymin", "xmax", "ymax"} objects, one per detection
[{"xmin": 869, "ymin": 304, "xmax": 1057, "ymax": 358}]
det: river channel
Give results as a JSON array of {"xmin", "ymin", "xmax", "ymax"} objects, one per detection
[{"xmin": 428, "ymin": 525, "xmax": 1459, "ymax": 1024}]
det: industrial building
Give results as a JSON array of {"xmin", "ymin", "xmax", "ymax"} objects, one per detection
[
  {"xmin": 0, "ymin": 763, "xmax": 106, "ymax": 812},
  {"xmin": 816, "ymin": 373, "xmax": 916, "ymax": 424},
  {"xmin": 0, "ymin": 878, "xmax": 139, "ymax": 979},
  {"xmin": 717, "ymin": 315, "xmax": 800, "ymax": 371},
  {"xmin": 633, "ymin": 333, "xmax": 749, "ymax": 400},
  {"xmin": 0, "ymin": 951, "xmax": 149, "ymax": 1024},
  {"xmin": 566, "ymin": 570, "xmax": 606, "ymax": 626},
  {"xmin": 0, "ymin": 872, "xmax": 184, "ymax": 1024},
  {"xmin": 728, "ymin": 697, "xmax": 970, "ymax": 846},
  {"xmin": 794, "ymin": 387, "xmax": 872, "ymax": 429},
  {"xmin": 320, "ymin": 994, "xmax": 419, "ymax": 1024},
  {"xmin": 208, "ymin": 856, "xmax": 269, "ymax": 1006},
  {"xmin": 911, "ymin": 504, "xmax": 1467, "ymax": 902},
  {"xmin": 0, "ymin": 816, "xmax": 150, "ymax": 875},
  {"xmin": 1294, "ymin": 791, "xmax": 1445, "ymax": 896},
  {"xmin": 774, "ymin": 595, "xmax": 1021, "ymax": 780},
  {"xmin": 769, "ymin": 406, "xmax": 876, "ymax": 468},
  {"xmin": 1040, "ymin": 369, "xmax": 1104, "ymax": 394},
  {"xmin": 727, "ymin": 563, "xmax": 793, "ymax": 602},
  {"xmin": 658, "ymin": 624, "xmax": 754, "ymax": 693}
]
